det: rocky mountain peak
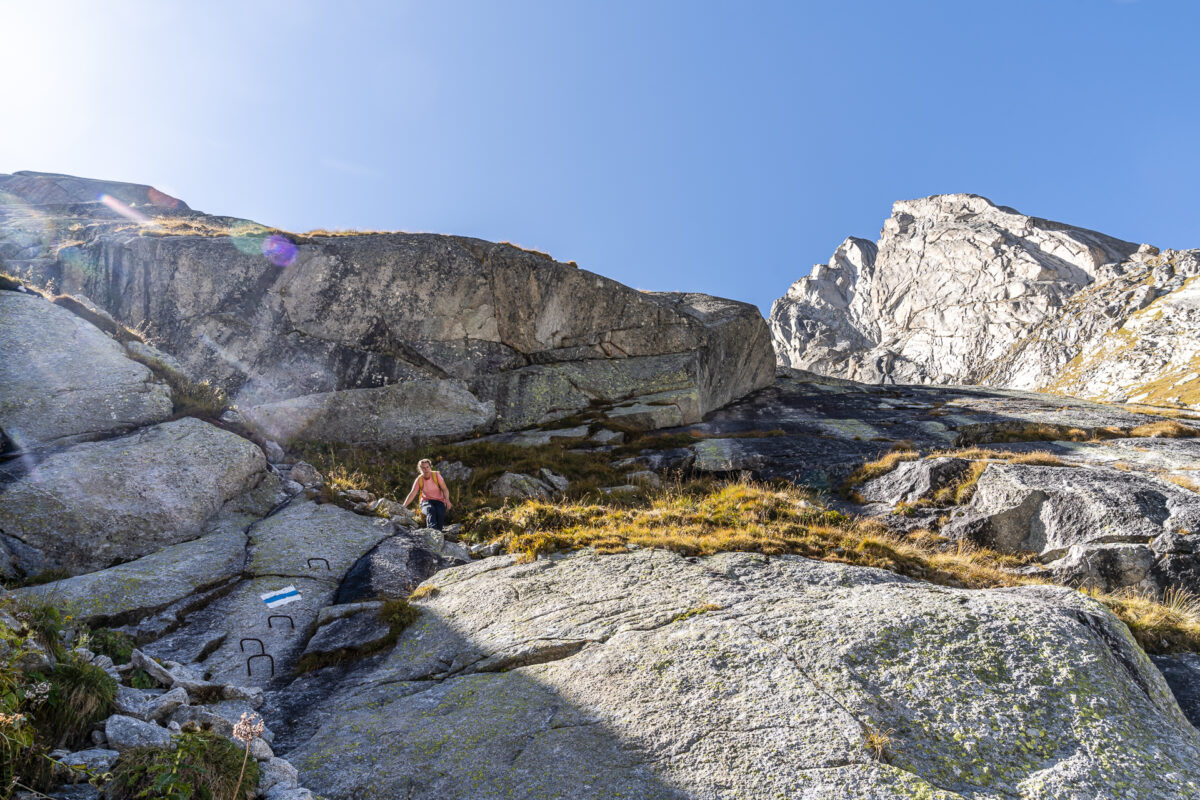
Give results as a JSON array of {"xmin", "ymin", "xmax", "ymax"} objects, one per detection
[{"xmin": 768, "ymin": 193, "xmax": 1197, "ymax": 394}]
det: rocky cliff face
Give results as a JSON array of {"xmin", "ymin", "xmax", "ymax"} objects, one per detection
[
  {"xmin": 0, "ymin": 171, "xmax": 774, "ymax": 446},
  {"xmin": 769, "ymin": 194, "xmax": 1200, "ymax": 407}
]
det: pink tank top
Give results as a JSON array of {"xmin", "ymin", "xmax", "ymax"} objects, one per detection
[{"xmin": 417, "ymin": 472, "xmax": 446, "ymax": 502}]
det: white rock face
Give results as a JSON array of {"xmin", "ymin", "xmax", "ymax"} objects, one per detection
[{"xmin": 769, "ymin": 194, "xmax": 1166, "ymax": 389}]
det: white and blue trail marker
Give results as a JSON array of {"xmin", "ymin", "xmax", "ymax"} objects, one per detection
[{"xmin": 261, "ymin": 586, "xmax": 301, "ymax": 609}]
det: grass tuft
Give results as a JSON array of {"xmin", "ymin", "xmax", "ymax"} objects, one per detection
[
  {"xmin": 1129, "ymin": 420, "xmax": 1200, "ymax": 439},
  {"xmin": 108, "ymin": 729, "xmax": 259, "ymax": 800},
  {"xmin": 1168, "ymin": 474, "xmax": 1200, "ymax": 493},
  {"xmin": 864, "ymin": 725, "xmax": 895, "ymax": 762},
  {"xmin": 842, "ymin": 448, "xmax": 919, "ymax": 491},
  {"xmin": 33, "ymin": 655, "xmax": 118, "ymax": 749}
]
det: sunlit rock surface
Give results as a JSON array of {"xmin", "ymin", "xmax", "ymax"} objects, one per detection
[
  {"xmin": 276, "ymin": 550, "xmax": 1200, "ymax": 799},
  {"xmin": 0, "ymin": 291, "xmax": 172, "ymax": 450},
  {"xmin": 0, "ymin": 417, "xmax": 267, "ymax": 577}
]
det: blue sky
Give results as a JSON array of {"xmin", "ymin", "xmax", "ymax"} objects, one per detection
[{"xmin": 1, "ymin": 1, "xmax": 1196, "ymax": 314}]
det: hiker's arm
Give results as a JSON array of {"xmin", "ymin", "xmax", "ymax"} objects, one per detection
[
  {"xmin": 439, "ymin": 475, "xmax": 452, "ymax": 510},
  {"xmin": 402, "ymin": 478, "xmax": 420, "ymax": 507}
]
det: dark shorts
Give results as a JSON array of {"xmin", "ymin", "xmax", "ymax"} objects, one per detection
[{"xmin": 420, "ymin": 499, "xmax": 447, "ymax": 530}]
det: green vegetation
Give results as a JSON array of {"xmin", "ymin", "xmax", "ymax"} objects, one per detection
[
  {"xmin": 123, "ymin": 349, "xmax": 229, "ymax": 424},
  {"xmin": 86, "ymin": 628, "xmax": 136, "ymax": 665},
  {"xmin": 32, "ymin": 656, "xmax": 117, "ymax": 749},
  {"xmin": 1, "ymin": 597, "xmax": 116, "ymax": 796},
  {"xmin": 107, "ymin": 728, "xmax": 259, "ymax": 800}
]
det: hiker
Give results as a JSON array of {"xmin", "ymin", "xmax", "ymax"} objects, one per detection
[{"xmin": 402, "ymin": 459, "xmax": 453, "ymax": 530}]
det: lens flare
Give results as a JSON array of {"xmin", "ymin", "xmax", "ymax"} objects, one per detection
[
  {"xmin": 231, "ymin": 230, "xmax": 267, "ymax": 256},
  {"xmin": 262, "ymin": 234, "xmax": 298, "ymax": 267},
  {"xmin": 99, "ymin": 194, "xmax": 150, "ymax": 223}
]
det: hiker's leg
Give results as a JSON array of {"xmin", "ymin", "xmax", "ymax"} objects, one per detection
[
  {"xmin": 429, "ymin": 501, "xmax": 446, "ymax": 530},
  {"xmin": 420, "ymin": 500, "xmax": 434, "ymax": 528}
]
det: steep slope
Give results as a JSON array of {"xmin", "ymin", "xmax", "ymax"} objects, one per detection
[
  {"xmin": 0, "ymin": 171, "xmax": 774, "ymax": 446},
  {"xmin": 769, "ymin": 194, "xmax": 1200, "ymax": 408}
]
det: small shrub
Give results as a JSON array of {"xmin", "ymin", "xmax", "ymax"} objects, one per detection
[
  {"xmin": 129, "ymin": 668, "xmax": 158, "ymax": 690},
  {"xmin": 378, "ymin": 598, "xmax": 419, "ymax": 631},
  {"xmin": 108, "ymin": 729, "xmax": 260, "ymax": 800},
  {"xmin": 33, "ymin": 656, "xmax": 117, "ymax": 749},
  {"xmin": 10, "ymin": 597, "xmax": 65, "ymax": 656},
  {"xmin": 86, "ymin": 628, "xmax": 136, "ymax": 665}
]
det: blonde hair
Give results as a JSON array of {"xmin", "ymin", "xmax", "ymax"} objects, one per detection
[{"xmin": 417, "ymin": 459, "xmax": 432, "ymax": 470}]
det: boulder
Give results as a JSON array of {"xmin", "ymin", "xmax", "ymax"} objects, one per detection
[
  {"xmin": 612, "ymin": 447, "xmax": 695, "ymax": 474},
  {"xmin": 0, "ymin": 292, "xmax": 172, "ymax": 450},
  {"xmin": 301, "ymin": 608, "xmax": 392, "ymax": 661},
  {"xmin": 334, "ymin": 531, "xmax": 452, "ymax": 604},
  {"xmin": 259, "ymin": 757, "xmax": 300, "ymax": 794},
  {"xmin": 537, "ymin": 468, "xmax": 570, "ymax": 493},
  {"xmin": 145, "ymin": 686, "xmax": 189, "ymax": 721},
  {"xmin": 53, "ymin": 748, "xmax": 119, "ymax": 782},
  {"xmin": 625, "ymin": 470, "xmax": 662, "ymax": 489},
  {"xmin": 0, "ymin": 417, "xmax": 266, "ymax": 577},
  {"xmin": 433, "ymin": 460, "xmax": 473, "ymax": 481},
  {"xmin": 943, "ymin": 464, "xmax": 1200, "ymax": 560},
  {"xmin": 284, "ymin": 549, "xmax": 1200, "ymax": 799},
  {"xmin": 487, "ymin": 472, "xmax": 553, "ymax": 500},
  {"xmin": 1046, "ymin": 543, "xmax": 1158, "ymax": 593},
  {"xmin": 130, "ymin": 649, "xmax": 175, "ymax": 687},
  {"xmin": 246, "ymin": 501, "xmax": 394, "ymax": 583},
  {"xmin": 13, "ymin": 511, "xmax": 251, "ymax": 623},
  {"xmin": 858, "ymin": 457, "xmax": 969, "ymax": 505},
  {"xmin": 104, "ymin": 715, "xmax": 171, "ymax": 752},
  {"xmin": 288, "ymin": 462, "xmax": 323, "ymax": 487},
  {"xmin": 7, "ymin": 183, "xmax": 774, "ymax": 448},
  {"xmin": 370, "ymin": 498, "xmax": 416, "ymax": 526}
]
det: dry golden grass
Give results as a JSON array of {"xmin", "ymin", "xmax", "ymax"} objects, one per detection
[
  {"xmin": 864, "ymin": 725, "xmax": 895, "ymax": 761},
  {"xmin": 302, "ymin": 228, "xmax": 405, "ymax": 237},
  {"xmin": 1086, "ymin": 586, "xmax": 1200, "ymax": 653},
  {"xmin": 472, "ymin": 478, "xmax": 1200, "ymax": 653},
  {"xmin": 1168, "ymin": 474, "xmax": 1200, "ymax": 493},
  {"xmin": 843, "ymin": 449, "xmax": 919, "ymax": 489},
  {"xmin": 1129, "ymin": 420, "xmax": 1200, "ymax": 438},
  {"xmin": 931, "ymin": 461, "xmax": 989, "ymax": 506},
  {"xmin": 1006, "ymin": 451, "xmax": 1066, "ymax": 466},
  {"xmin": 477, "ymin": 480, "xmax": 1036, "ymax": 587},
  {"xmin": 408, "ymin": 584, "xmax": 440, "ymax": 601}
]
